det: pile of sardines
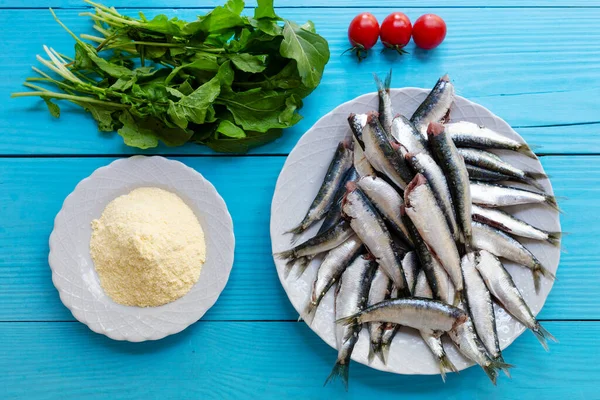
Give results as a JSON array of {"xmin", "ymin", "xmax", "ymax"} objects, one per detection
[{"xmin": 276, "ymin": 73, "xmax": 560, "ymax": 390}]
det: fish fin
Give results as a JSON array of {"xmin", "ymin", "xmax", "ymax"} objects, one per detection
[
  {"xmin": 438, "ymin": 353, "xmax": 459, "ymax": 382},
  {"xmin": 519, "ymin": 176, "xmax": 546, "ymax": 191},
  {"xmin": 453, "ymin": 290, "xmax": 465, "ymax": 307},
  {"xmin": 481, "ymin": 362, "xmax": 499, "ymax": 385},
  {"xmin": 517, "ymin": 144, "xmax": 538, "ymax": 159},
  {"xmin": 368, "ymin": 339, "xmax": 381, "ymax": 364},
  {"xmin": 544, "ymin": 195, "xmax": 563, "ymax": 213},
  {"xmin": 335, "ymin": 314, "xmax": 359, "ymax": 326},
  {"xmin": 294, "ymin": 256, "xmax": 313, "ymax": 279},
  {"xmin": 532, "ymin": 263, "xmax": 556, "ymax": 293},
  {"xmin": 494, "ymin": 355, "xmax": 513, "ymax": 378},
  {"xmin": 532, "ymin": 322, "xmax": 558, "ymax": 351},
  {"xmin": 275, "ymin": 249, "xmax": 294, "ymax": 260},
  {"xmin": 379, "ymin": 340, "xmax": 392, "ymax": 365},
  {"xmin": 324, "ymin": 361, "xmax": 350, "ymax": 391},
  {"xmin": 373, "ymin": 70, "xmax": 392, "ymax": 92},
  {"xmin": 525, "ymin": 170, "xmax": 548, "ymax": 180},
  {"xmin": 283, "ymin": 259, "xmax": 296, "ymax": 279},
  {"xmin": 303, "ymin": 301, "xmax": 317, "ymax": 326},
  {"xmin": 546, "ymin": 231, "xmax": 562, "ymax": 247},
  {"xmin": 284, "ymin": 223, "xmax": 306, "ymax": 236}
]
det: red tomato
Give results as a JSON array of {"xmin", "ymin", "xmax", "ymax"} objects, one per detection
[
  {"xmin": 380, "ymin": 12, "xmax": 412, "ymax": 51},
  {"xmin": 348, "ymin": 13, "xmax": 380, "ymax": 50},
  {"xmin": 412, "ymin": 14, "xmax": 447, "ymax": 50}
]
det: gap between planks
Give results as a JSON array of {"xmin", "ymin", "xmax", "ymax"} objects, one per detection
[{"xmin": 0, "ymin": 153, "xmax": 597, "ymax": 158}]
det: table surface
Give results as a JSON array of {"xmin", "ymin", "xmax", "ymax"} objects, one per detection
[{"xmin": 1, "ymin": 1, "xmax": 599, "ymax": 399}]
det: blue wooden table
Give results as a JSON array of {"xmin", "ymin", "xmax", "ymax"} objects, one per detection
[{"xmin": 1, "ymin": 1, "xmax": 599, "ymax": 398}]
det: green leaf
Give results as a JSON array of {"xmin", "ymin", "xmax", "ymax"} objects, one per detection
[
  {"xmin": 168, "ymin": 73, "xmax": 222, "ymax": 127},
  {"xmin": 204, "ymin": 128, "xmax": 282, "ymax": 153},
  {"xmin": 79, "ymin": 103, "xmax": 117, "ymax": 132},
  {"xmin": 227, "ymin": 28, "xmax": 253, "ymax": 52},
  {"xmin": 73, "ymin": 43, "xmax": 94, "ymax": 71},
  {"xmin": 164, "ymin": 56, "xmax": 220, "ymax": 85},
  {"xmin": 216, "ymin": 119, "xmax": 246, "ymax": 138},
  {"xmin": 186, "ymin": 0, "xmax": 246, "ymax": 34},
  {"xmin": 42, "ymin": 97, "xmax": 60, "ymax": 118},
  {"xmin": 301, "ymin": 21, "xmax": 316, "ymax": 33},
  {"xmin": 87, "ymin": 50, "xmax": 134, "ymax": 79},
  {"xmin": 254, "ymin": 0, "xmax": 280, "ymax": 20},
  {"xmin": 280, "ymin": 20, "xmax": 330, "ymax": 89},
  {"xmin": 143, "ymin": 14, "xmax": 187, "ymax": 36},
  {"xmin": 110, "ymin": 76, "xmax": 136, "ymax": 91},
  {"xmin": 138, "ymin": 116, "xmax": 193, "ymax": 147},
  {"xmin": 218, "ymin": 88, "xmax": 302, "ymax": 132},
  {"xmin": 117, "ymin": 111, "xmax": 159, "ymax": 149},
  {"xmin": 228, "ymin": 53, "xmax": 267, "ymax": 73}
]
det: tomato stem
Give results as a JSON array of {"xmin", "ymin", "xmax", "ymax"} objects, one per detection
[
  {"xmin": 381, "ymin": 42, "xmax": 409, "ymax": 55},
  {"xmin": 342, "ymin": 44, "xmax": 369, "ymax": 62}
]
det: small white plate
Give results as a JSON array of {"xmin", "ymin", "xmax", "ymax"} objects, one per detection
[
  {"xmin": 49, "ymin": 156, "xmax": 235, "ymax": 342},
  {"xmin": 270, "ymin": 88, "xmax": 561, "ymax": 375}
]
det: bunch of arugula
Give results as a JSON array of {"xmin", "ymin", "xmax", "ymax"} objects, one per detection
[{"xmin": 12, "ymin": 0, "xmax": 330, "ymax": 152}]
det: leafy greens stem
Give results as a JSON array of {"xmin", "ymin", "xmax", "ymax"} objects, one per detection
[{"xmin": 11, "ymin": 91, "xmax": 129, "ymax": 109}]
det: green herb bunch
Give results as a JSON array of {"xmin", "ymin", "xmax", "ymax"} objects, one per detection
[{"xmin": 12, "ymin": 0, "xmax": 330, "ymax": 152}]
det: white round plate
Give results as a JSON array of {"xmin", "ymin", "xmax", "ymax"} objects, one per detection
[
  {"xmin": 49, "ymin": 156, "xmax": 235, "ymax": 342},
  {"xmin": 270, "ymin": 88, "xmax": 560, "ymax": 375}
]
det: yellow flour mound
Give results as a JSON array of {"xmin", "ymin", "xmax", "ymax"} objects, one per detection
[{"xmin": 90, "ymin": 187, "xmax": 206, "ymax": 307}]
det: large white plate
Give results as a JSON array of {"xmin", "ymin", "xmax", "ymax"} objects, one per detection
[
  {"xmin": 49, "ymin": 156, "xmax": 235, "ymax": 342},
  {"xmin": 270, "ymin": 88, "xmax": 560, "ymax": 375}
]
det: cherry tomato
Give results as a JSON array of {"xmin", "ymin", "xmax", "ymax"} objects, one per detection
[
  {"xmin": 412, "ymin": 14, "xmax": 447, "ymax": 50},
  {"xmin": 347, "ymin": 13, "xmax": 380, "ymax": 60},
  {"xmin": 380, "ymin": 12, "xmax": 412, "ymax": 53}
]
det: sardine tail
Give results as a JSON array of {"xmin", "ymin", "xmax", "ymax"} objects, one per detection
[
  {"xmin": 525, "ymin": 170, "xmax": 548, "ymax": 180},
  {"xmin": 438, "ymin": 354, "xmax": 459, "ymax": 382},
  {"xmin": 283, "ymin": 259, "xmax": 296, "ymax": 279},
  {"xmin": 275, "ymin": 249, "xmax": 294, "ymax": 260},
  {"xmin": 520, "ymin": 176, "xmax": 546, "ymax": 191},
  {"xmin": 335, "ymin": 313, "xmax": 359, "ymax": 326},
  {"xmin": 481, "ymin": 363, "xmax": 499, "ymax": 385},
  {"xmin": 493, "ymin": 355, "xmax": 514, "ymax": 378},
  {"xmin": 324, "ymin": 361, "xmax": 350, "ymax": 391},
  {"xmin": 379, "ymin": 341, "xmax": 391, "ymax": 365},
  {"xmin": 453, "ymin": 290, "xmax": 465, "ymax": 307},
  {"xmin": 294, "ymin": 256, "xmax": 312, "ymax": 279},
  {"xmin": 544, "ymin": 195, "xmax": 563, "ymax": 213},
  {"xmin": 532, "ymin": 322, "xmax": 558, "ymax": 352},
  {"xmin": 367, "ymin": 341, "xmax": 379, "ymax": 364},
  {"xmin": 546, "ymin": 231, "xmax": 562, "ymax": 247},
  {"xmin": 517, "ymin": 144, "xmax": 538, "ymax": 159},
  {"xmin": 303, "ymin": 301, "xmax": 317, "ymax": 326}
]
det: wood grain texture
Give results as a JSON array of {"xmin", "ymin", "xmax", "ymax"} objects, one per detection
[
  {"xmin": 3, "ymin": 1, "xmax": 600, "ymax": 8},
  {"xmin": 0, "ymin": 321, "xmax": 597, "ymax": 399},
  {"xmin": 2, "ymin": 8, "xmax": 600, "ymax": 155},
  {"xmin": 0, "ymin": 156, "xmax": 596, "ymax": 322}
]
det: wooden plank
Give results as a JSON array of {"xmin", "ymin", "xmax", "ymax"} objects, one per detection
[
  {"xmin": 3, "ymin": 1, "xmax": 600, "ymax": 8},
  {"xmin": 2, "ymin": 8, "xmax": 600, "ymax": 155},
  {"xmin": 0, "ymin": 155, "xmax": 595, "ymax": 322},
  {"xmin": 0, "ymin": 321, "xmax": 597, "ymax": 398}
]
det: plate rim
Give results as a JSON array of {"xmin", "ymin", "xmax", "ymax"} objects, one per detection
[
  {"xmin": 48, "ymin": 155, "xmax": 235, "ymax": 342},
  {"xmin": 270, "ymin": 88, "xmax": 560, "ymax": 375}
]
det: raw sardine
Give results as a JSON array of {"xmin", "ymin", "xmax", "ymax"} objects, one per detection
[
  {"xmin": 461, "ymin": 252, "xmax": 511, "ymax": 377},
  {"xmin": 445, "ymin": 121, "xmax": 536, "ymax": 159},
  {"xmin": 287, "ymin": 139, "xmax": 353, "ymax": 235},
  {"xmin": 391, "ymin": 115, "xmax": 430, "ymax": 155},
  {"xmin": 354, "ymin": 138, "xmax": 375, "ymax": 177},
  {"xmin": 470, "ymin": 181, "xmax": 560, "ymax": 211},
  {"xmin": 404, "ymin": 174, "xmax": 464, "ymax": 295},
  {"xmin": 428, "ymin": 122, "xmax": 472, "ymax": 244},
  {"xmin": 448, "ymin": 300, "xmax": 510, "ymax": 385},
  {"xmin": 405, "ymin": 151, "xmax": 459, "ymax": 240},
  {"xmin": 471, "ymin": 221, "xmax": 555, "ymax": 292},
  {"xmin": 374, "ymin": 71, "xmax": 394, "ymax": 135},
  {"xmin": 304, "ymin": 236, "xmax": 364, "ymax": 324},
  {"xmin": 357, "ymin": 175, "xmax": 413, "ymax": 246},
  {"xmin": 476, "ymin": 250, "xmax": 557, "ymax": 350},
  {"xmin": 276, "ymin": 219, "xmax": 354, "ymax": 278},
  {"xmin": 360, "ymin": 112, "xmax": 414, "ymax": 189},
  {"xmin": 414, "ymin": 270, "xmax": 458, "ymax": 382},
  {"xmin": 318, "ymin": 167, "xmax": 359, "ymax": 234},
  {"xmin": 343, "ymin": 183, "xmax": 411, "ymax": 294},
  {"xmin": 471, "ymin": 204, "xmax": 561, "ymax": 246},
  {"xmin": 348, "ymin": 113, "xmax": 368, "ymax": 149},
  {"xmin": 411, "ymin": 74, "xmax": 455, "ymax": 136},
  {"xmin": 367, "ymin": 268, "xmax": 393, "ymax": 363},
  {"xmin": 459, "ymin": 148, "xmax": 545, "ymax": 190},
  {"xmin": 326, "ymin": 255, "xmax": 377, "ymax": 390},
  {"xmin": 337, "ymin": 298, "xmax": 467, "ymax": 336}
]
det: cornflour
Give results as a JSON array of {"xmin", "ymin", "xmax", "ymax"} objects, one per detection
[{"xmin": 90, "ymin": 187, "xmax": 206, "ymax": 307}]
